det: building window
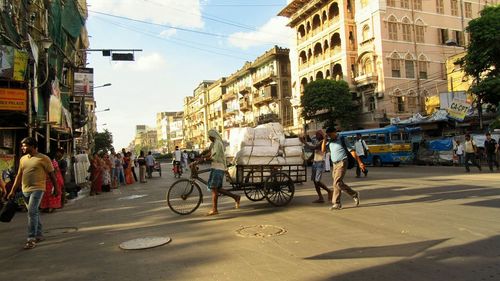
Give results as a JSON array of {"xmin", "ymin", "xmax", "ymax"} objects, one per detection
[
  {"xmin": 451, "ymin": 0, "xmax": 458, "ymax": 16},
  {"xmin": 419, "ymin": 59, "xmax": 428, "ymax": 79},
  {"xmin": 413, "ymin": 0, "xmax": 422, "ymax": 10},
  {"xmin": 436, "ymin": 0, "xmax": 444, "ymax": 14},
  {"xmin": 438, "ymin": 28, "xmax": 449, "ymax": 44},
  {"xmin": 362, "ymin": 25, "xmax": 370, "ymax": 41},
  {"xmin": 363, "ymin": 58, "xmax": 373, "ymax": 74},
  {"xmin": 416, "ymin": 24, "xmax": 425, "ymax": 43},
  {"xmin": 405, "ymin": 58, "xmax": 415, "ymax": 78},
  {"xmin": 401, "ymin": 0, "xmax": 410, "ymax": 9},
  {"xmin": 387, "ymin": 0, "xmax": 396, "ymax": 7},
  {"xmin": 465, "ymin": 2, "xmax": 472, "ymax": 18},
  {"xmin": 365, "ymin": 94, "xmax": 375, "ymax": 112},
  {"xmin": 397, "ymin": 96, "xmax": 405, "ymax": 112},
  {"xmin": 453, "ymin": 30, "xmax": 465, "ymax": 46},
  {"xmin": 388, "ymin": 17, "xmax": 398, "ymax": 40},
  {"xmin": 407, "ymin": 96, "xmax": 417, "ymax": 109},
  {"xmin": 402, "ymin": 19, "xmax": 412, "ymax": 41},
  {"xmin": 391, "ymin": 58, "xmax": 401, "ymax": 77}
]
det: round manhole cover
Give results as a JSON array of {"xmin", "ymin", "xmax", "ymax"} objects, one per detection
[
  {"xmin": 44, "ymin": 227, "xmax": 78, "ymax": 236},
  {"xmin": 236, "ymin": 225, "xmax": 286, "ymax": 238},
  {"xmin": 119, "ymin": 236, "xmax": 172, "ymax": 250}
]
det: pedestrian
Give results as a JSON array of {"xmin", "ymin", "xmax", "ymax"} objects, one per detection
[
  {"xmin": 145, "ymin": 151, "xmax": 155, "ymax": 178},
  {"xmin": 300, "ymin": 130, "xmax": 333, "ymax": 203},
  {"xmin": 454, "ymin": 140, "xmax": 464, "ymax": 166},
  {"xmin": 323, "ymin": 128, "xmax": 360, "ymax": 210},
  {"xmin": 201, "ymin": 129, "xmax": 240, "ymax": 216},
  {"xmin": 349, "ymin": 149, "xmax": 367, "ymax": 177},
  {"xmin": 40, "ymin": 154, "xmax": 64, "ymax": 212},
  {"xmin": 130, "ymin": 152, "xmax": 138, "ymax": 182},
  {"xmin": 109, "ymin": 148, "xmax": 117, "ymax": 188},
  {"xmin": 137, "ymin": 151, "xmax": 147, "ymax": 183},
  {"xmin": 123, "ymin": 152, "xmax": 135, "ymax": 184},
  {"xmin": 101, "ymin": 153, "xmax": 112, "ymax": 192},
  {"xmin": 115, "ymin": 153, "xmax": 125, "ymax": 186},
  {"xmin": 182, "ymin": 150, "xmax": 189, "ymax": 170},
  {"xmin": 484, "ymin": 132, "xmax": 499, "ymax": 172},
  {"xmin": 463, "ymin": 134, "xmax": 481, "ymax": 172},
  {"xmin": 354, "ymin": 133, "xmax": 369, "ymax": 177},
  {"xmin": 324, "ymin": 151, "xmax": 331, "ymax": 172},
  {"xmin": 7, "ymin": 137, "xmax": 59, "ymax": 249},
  {"xmin": 55, "ymin": 148, "xmax": 67, "ymax": 206},
  {"xmin": 89, "ymin": 152, "xmax": 103, "ymax": 195}
]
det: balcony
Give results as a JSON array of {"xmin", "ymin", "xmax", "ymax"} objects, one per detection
[
  {"xmin": 225, "ymin": 108, "xmax": 238, "ymax": 116},
  {"xmin": 239, "ymin": 98, "xmax": 251, "ymax": 111},
  {"xmin": 256, "ymin": 113, "xmax": 279, "ymax": 125},
  {"xmin": 222, "ymin": 91, "xmax": 236, "ymax": 101},
  {"xmin": 253, "ymin": 72, "xmax": 276, "ymax": 87},
  {"xmin": 253, "ymin": 85, "xmax": 276, "ymax": 105},
  {"xmin": 354, "ymin": 73, "xmax": 378, "ymax": 87}
]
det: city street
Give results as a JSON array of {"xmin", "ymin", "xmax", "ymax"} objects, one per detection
[{"xmin": 0, "ymin": 164, "xmax": 499, "ymax": 281}]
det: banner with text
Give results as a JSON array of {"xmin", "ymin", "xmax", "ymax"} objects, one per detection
[
  {"xmin": 447, "ymin": 99, "xmax": 471, "ymax": 121},
  {"xmin": 0, "ymin": 88, "xmax": 27, "ymax": 111}
]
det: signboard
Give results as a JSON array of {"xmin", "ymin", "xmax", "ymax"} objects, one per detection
[
  {"xmin": 0, "ymin": 88, "xmax": 27, "ymax": 111},
  {"xmin": 74, "ymin": 68, "xmax": 94, "ymax": 97},
  {"xmin": 0, "ymin": 45, "xmax": 28, "ymax": 81},
  {"xmin": 0, "ymin": 154, "xmax": 15, "ymax": 184},
  {"xmin": 49, "ymin": 78, "xmax": 63, "ymax": 126},
  {"xmin": 447, "ymin": 99, "xmax": 471, "ymax": 121}
]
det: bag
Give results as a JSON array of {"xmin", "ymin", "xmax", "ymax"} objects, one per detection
[
  {"xmin": 0, "ymin": 200, "xmax": 19, "ymax": 223},
  {"xmin": 341, "ymin": 138, "xmax": 355, "ymax": 169}
]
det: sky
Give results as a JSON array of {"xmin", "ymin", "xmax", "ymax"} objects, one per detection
[{"xmin": 86, "ymin": 0, "xmax": 294, "ymax": 150}]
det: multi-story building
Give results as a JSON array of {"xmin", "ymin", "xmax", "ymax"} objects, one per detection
[
  {"xmin": 183, "ymin": 81, "xmax": 214, "ymax": 149},
  {"xmin": 206, "ymin": 79, "xmax": 225, "ymax": 135},
  {"xmin": 279, "ymin": 0, "xmax": 493, "ymax": 129},
  {"xmin": 156, "ymin": 111, "xmax": 184, "ymax": 152},
  {"xmin": 133, "ymin": 125, "xmax": 157, "ymax": 154}
]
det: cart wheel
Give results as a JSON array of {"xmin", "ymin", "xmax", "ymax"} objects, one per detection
[
  {"xmin": 243, "ymin": 184, "xmax": 267, "ymax": 201},
  {"xmin": 167, "ymin": 179, "xmax": 202, "ymax": 215},
  {"xmin": 264, "ymin": 172, "xmax": 294, "ymax": 207}
]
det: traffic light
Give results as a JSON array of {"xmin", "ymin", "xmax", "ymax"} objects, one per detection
[{"xmin": 70, "ymin": 100, "xmax": 87, "ymax": 130}]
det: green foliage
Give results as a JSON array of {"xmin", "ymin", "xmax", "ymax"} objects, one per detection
[
  {"xmin": 301, "ymin": 79, "xmax": 358, "ymax": 129},
  {"xmin": 463, "ymin": 5, "xmax": 500, "ymax": 105},
  {"xmin": 93, "ymin": 129, "xmax": 113, "ymax": 153}
]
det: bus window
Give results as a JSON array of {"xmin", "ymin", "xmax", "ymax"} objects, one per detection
[
  {"xmin": 391, "ymin": 133, "xmax": 402, "ymax": 142},
  {"xmin": 367, "ymin": 134, "xmax": 377, "ymax": 145},
  {"xmin": 376, "ymin": 133, "xmax": 386, "ymax": 144}
]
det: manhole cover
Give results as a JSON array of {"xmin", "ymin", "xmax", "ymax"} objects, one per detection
[
  {"xmin": 119, "ymin": 236, "xmax": 172, "ymax": 250},
  {"xmin": 236, "ymin": 225, "xmax": 286, "ymax": 238},
  {"xmin": 44, "ymin": 227, "xmax": 78, "ymax": 236},
  {"xmin": 118, "ymin": 194, "xmax": 148, "ymax": 200}
]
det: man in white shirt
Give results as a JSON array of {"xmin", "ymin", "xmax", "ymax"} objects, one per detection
[
  {"xmin": 354, "ymin": 133, "xmax": 369, "ymax": 177},
  {"xmin": 454, "ymin": 140, "xmax": 464, "ymax": 166},
  {"xmin": 145, "ymin": 151, "xmax": 155, "ymax": 178},
  {"xmin": 173, "ymin": 146, "xmax": 182, "ymax": 175}
]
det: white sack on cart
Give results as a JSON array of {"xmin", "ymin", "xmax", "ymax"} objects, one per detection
[
  {"xmin": 283, "ymin": 138, "xmax": 302, "ymax": 147},
  {"xmin": 255, "ymin": 122, "xmax": 285, "ymax": 144},
  {"xmin": 242, "ymin": 138, "xmax": 273, "ymax": 147},
  {"xmin": 236, "ymin": 156, "xmax": 279, "ymax": 165},
  {"xmin": 286, "ymin": 156, "xmax": 304, "ymax": 165},
  {"xmin": 237, "ymin": 144, "xmax": 280, "ymax": 157},
  {"xmin": 284, "ymin": 146, "xmax": 304, "ymax": 157}
]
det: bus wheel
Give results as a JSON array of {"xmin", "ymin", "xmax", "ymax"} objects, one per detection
[
  {"xmin": 393, "ymin": 162, "xmax": 400, "ymax": 167},
  {"xmin": 373, "ymin": 156, "xmax": 383, "ymax": 167}
]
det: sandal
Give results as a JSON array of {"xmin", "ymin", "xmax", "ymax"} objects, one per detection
[
  {"xmin": 235, "ymin": 196, "xmax": 241, "ymax": 209},
  {"xmin": 24, "ymin": 240, "xmax": 36, "ymax": 250}
]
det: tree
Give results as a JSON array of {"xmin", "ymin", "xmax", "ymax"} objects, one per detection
[
  {"xmin": 93, "ymin": 129, "xmax": 114, "ymax": 153},
  {"xmin": 301, "ymin": 79, "xmax": 358, "ymax": 130},
  {"xmin": 462, "ymin": 5, "xmax": 500, "ymax": 128}
]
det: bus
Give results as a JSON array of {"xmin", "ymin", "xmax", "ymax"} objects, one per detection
[{"xmin": 339, "ymin": 126, "xmax": 414, "ymax": 167}]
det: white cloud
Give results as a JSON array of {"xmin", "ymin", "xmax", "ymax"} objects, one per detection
[
  {"xmin": 160, "ymin": 28, "xmax": 178, "ymax": 38},
  {"xmin": 228, "ymin": 17, "xmax": 294, "ymax": 50},
  {"xmin": 88, "ymin": 0, "xmax": 204, "ymax": 29},
  {"xmin": 112, "ymin": 53, "xmax": 167, "ymax": 72}
]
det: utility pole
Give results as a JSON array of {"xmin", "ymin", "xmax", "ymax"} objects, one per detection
[{"xmin": 411, "ymin": 1, "xmax": 422, "ymax": 113}]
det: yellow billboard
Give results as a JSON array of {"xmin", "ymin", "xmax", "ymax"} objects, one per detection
[{"xmin": 0, "ymin": 88, "xmax": 27, "ymax": 111}]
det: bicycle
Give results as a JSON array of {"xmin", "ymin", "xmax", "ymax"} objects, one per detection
[{"xmin": 172, "ymin": 160, "xmax": 182, "ymax": 178}]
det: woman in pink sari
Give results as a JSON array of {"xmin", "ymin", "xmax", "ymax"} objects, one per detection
[
  {"xmin": 40, "ymin": 159, "xmax": 64, "ymax": 212},
  {"xmin": 90, "ymin": 152, "xmax": 103, "ymax": 195}
]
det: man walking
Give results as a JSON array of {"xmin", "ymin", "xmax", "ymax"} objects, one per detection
[
  {"xmin": 300, "ymin": 130, "xmax": 332, "ymax": 203},
  {"xmin": 323, "ymin": 128, "xmax": 359, "ymax": 210},
  {"xmin": 145, "ymin": 151, "xmax": 155, "ymax": 178},
  {"xmin": 8, "ymin": 137, "xmax": 59, "ymax": 249},
  {"xmin": 354, "ymin": 133, "xmax": 369, "ymax": 177},
  {"xmin": 464, "ymin": 134, "xmax": 481, "ymax": 172},
  {"xmin": 484, "ymin": 133, "xmax": 499, "ymax": 172}
]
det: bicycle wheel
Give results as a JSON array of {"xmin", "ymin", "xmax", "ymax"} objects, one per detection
[{"xmin": 167, "ymin": 179, "xmax": 203, "ymax": 215}]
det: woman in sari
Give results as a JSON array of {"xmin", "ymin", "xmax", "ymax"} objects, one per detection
[
  {"xmin": 102, "ymin": 153, "xmax": 112, "ymax": 192},
  {"xmin": 124, "ymin": 152, "xmax": 135, "ymax": 185},
  {"xmin": 90, "ymin": 152, "xmax": 103, "ymax": 195},
  {"xmin": 40, "ymin": 158, "xmax": 64, "ymax": 212}
]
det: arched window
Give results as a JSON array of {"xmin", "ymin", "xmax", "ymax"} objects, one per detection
[
  {"xmin": 362, "ymin": 25, "xmax": 370, "ymax": 41},
  {"xmin": 326, "ymin": 69, "xmax": 331, "ymax": 79},
  {"xmin": 331, "ymin": 33, "xmax": 342, "ymax": 53},
  {"xmin": 332, "ymin": 64, "xmax": 343, "ymax": 80},
  {"xmin": 418, "ymin": 54, "xmax": 428, "ymax": 79},
  {"xmin": 316, "ymin": 71, "xmax": 324, "ymax": 79},
  {"xmin": 415, "ymin": 19, "xmax": 425, "ymax": 43},
  {"xmin": 306, "ymin": 22, "xmax": 311, "ymax": 34},
  {"xmin": 402, "ymin": 18, "xmax": 411, "ymax": 41},
  {"xmin": 299, "ymin": 51, "xmax": 308, "ymax": 65},
  {"xmin": 388, "ymin": 16, "xmax": 398, "ymax": 40},
  {"xmin": 300, "ymin": 77, "xmax": 308, "ymax": 93},
  {"xmin": 362, "ymin": 57, "xmax": 373, "ymax": 75},
  {"xmin": 323, "ymin": 40, "xmax": 329, "ymax": 51},
  {"xmin": 312, "ymin": 14, "xmax": 321, "ymax": 31},
  {"xmin": 391, "ymin": 53, "xmax": 401, "ymax": 77},
  {"xmin": 307, "ymin": 49, "xmax": 313, "ymax": 60},
  {"xmin": 297, "ymin": 25, "xmax": 306, "ymax": 38},
  {"xmin": 322, "ymin": 11, "xmax": 327, "ymax": 23},
  {"xmin": 328, "ymin": 3, "xmax": 339, "ymax": 21},
  {"xmin": 405, "ymin": 54, "xmax": 415, "ymax": 78},
  {"xmin": 313, "ymin": 42, "xmax": 323, "ymax": 58}
]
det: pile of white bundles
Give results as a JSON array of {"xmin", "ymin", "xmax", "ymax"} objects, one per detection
[{"xmin": 226, "ymin": 122, "xmax": 304, "ymax": 166}]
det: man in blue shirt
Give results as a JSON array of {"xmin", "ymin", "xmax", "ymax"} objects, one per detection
[{"xmin": 323, "ymin": 127, "xmax": 360, "ymax": 210}]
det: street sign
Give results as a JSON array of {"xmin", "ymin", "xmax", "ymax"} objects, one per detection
[{"xmin": 112, "ymin": 53, "xmax": 134, "ymax": 61}]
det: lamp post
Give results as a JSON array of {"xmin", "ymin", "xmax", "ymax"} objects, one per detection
[{"xmin": 94, "ymin": 83, "xmax": 112, "ymax": 89}]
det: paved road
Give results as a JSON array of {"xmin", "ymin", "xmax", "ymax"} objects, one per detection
[{"xmin": 0, "ymin": 164, "xmax": 499, "ymax": 281}]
